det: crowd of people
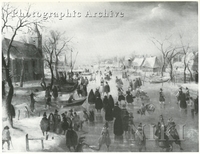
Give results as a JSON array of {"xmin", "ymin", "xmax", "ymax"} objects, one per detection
[{"xmin": 2, "ymin": 67, "xmax": 198, "ymax": 152}]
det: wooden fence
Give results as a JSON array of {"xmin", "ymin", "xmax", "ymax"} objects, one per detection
[{"xmin": 25, "ymin": 134, "xmax": 44, "ymax": 151}]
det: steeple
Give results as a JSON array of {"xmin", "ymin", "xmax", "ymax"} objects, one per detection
[{"xmin": 28, "ymin": 23, "xmax": 42, "ymax": 52}]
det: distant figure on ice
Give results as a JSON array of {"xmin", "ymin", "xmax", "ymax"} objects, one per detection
[
  {"xmin": 30, "ymin": 92, "xmax": 36, "ymax": 112},
  {"xmin": 2, "ymin": 126, "xmax": 11, "ymax": 150},
  {"xmin": 159, "ymin": 88, "xmax": 165, "ymax": 109},
  {"xmin": 98, "ymin": 122, "xmax": 111, "ymax": 151},
  {"xmin": 104, "ymin": 82, "xmax": 110, "ymax": 96},
  {"xmin": 52, "ymin": 85, "xmax": 58, "ymax": 99}
]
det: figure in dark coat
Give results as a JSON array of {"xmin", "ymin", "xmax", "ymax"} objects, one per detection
[
  {"xmin": 30, "ymin": 92, "xmax": 36, "ymax": 112},
  {"xmin": 95, "ymin": 88, "xmax": 101, "ymax": 99},
  {"xmin": 66, "ymin": 126, "xmax": 78, "ymax": 151},
  {"xmin": 126, "ymin": 91, "xmax": 133, "ymax": 104},
  {"xmin": 40, "ymin": 112, "xmax": 50, "ymax": 139},
  {"xmin": 114, "ymin": 116, "xmax": 124, "ymax": 136},
  {"xmin": 179, "ymin": 93, "xmax": 187, "ymax": 114},
  {"xmin": 61, "ymin": 113, "xmax": 69, "ymax": 135},
  {"xmin": 112, "ymin": 102, "xmax": 121, "ymax": 118},
  {"xmin": 54, "ymin": 110, "xmax": 61, "ymax": 133},
  {"xmin": 104, "ymin": 82, "xmax": 110, "ymax": 95},
  {"xmin": 52, "ymin": 86, "xmax": 58, "ymax": 99},
  {"xmin": 105, "ymin": 105, "xmax": 113, "ymax": 122},
  {"xmin": 88, "ymin": 89, "xmax": 95, "ymax": 104},
  {"xmin": 103, "ymin": 96, "xmax": 109, "ymax": 110},
  {"xmin": 95, "ymin": 97, "xmax": 103, "ymax": 112},
  {"xmin": 108, "ymin": 95, "xmax": 115, "ymax": 109},
  {"xmin": 159, "ymin": 88, "xmax": 165, "ymax": 109},
  {"xmin": 48, "ymin": 113, "xmax": 55, "ymax": 132}
]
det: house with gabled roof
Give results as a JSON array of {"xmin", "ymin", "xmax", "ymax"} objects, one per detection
[{"xmin": 2, "ymin": 24, "xmax": 44, "ymax": 82}]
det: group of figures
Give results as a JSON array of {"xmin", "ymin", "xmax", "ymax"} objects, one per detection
[{"xmin": 39, "ymin": 109, "xmax": 95, "ymax": 151}]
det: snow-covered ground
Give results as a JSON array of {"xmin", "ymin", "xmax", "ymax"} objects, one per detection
[{"xmin": 2, "ymin": 71, "xmax": 199, "ymax": 152}]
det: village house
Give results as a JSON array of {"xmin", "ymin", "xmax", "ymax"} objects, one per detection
[{"xmin": 2, "ymin": 24, "xmax": 44, "ymax": 82}]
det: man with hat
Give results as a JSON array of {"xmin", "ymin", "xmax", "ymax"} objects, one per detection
[
  {"xmin": 159, "ymin": 88, "xmax": 165, "ymax": 109},
  {"xmin": 54, "ymin": 109, "xmax": 61, "ymax": 133}
]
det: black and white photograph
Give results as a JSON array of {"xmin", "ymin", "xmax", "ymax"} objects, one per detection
[{"xmin": 1, "ymin": 1, "xmax": 199, "ymax": 152}]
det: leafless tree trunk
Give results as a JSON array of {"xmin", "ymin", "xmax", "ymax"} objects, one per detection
[
  {"xmin": 179, "ymin": 34, "xmax": 190, "ymax": 83},
  {"xmin": 2, "ymin": 3, "xmax": 43, "ymax": 127},
  {"xmin": 20, "ymin": 59, "xmax": 25, "ymax": 87},
  {"xmin": 151, "ymin": 36, "xmax": 174, "ymax": 77}
]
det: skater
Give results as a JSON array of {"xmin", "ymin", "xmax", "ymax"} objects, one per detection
[
  {"xmin": 104, "ymin": 82, "xmax": 110, "ymax": 96},
  {"xmin": 30, "ymin": 92, "xmax": 36, "ymax": 112},
  {"xmin": 159, "ymin": 88, "xmax": 165, "ymax": 109},
  {"xmin": 52, "ymin": 85, "xmax": 58, "ymax": 99}
]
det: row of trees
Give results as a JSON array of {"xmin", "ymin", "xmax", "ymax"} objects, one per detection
[{"xmin": 151, "ymin": 34, "xmax": 197, "ymax": 83}]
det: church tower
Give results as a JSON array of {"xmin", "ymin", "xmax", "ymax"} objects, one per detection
[{"xmin": 28, "ymin": 23, "xmax": 42, "ymax": 55}]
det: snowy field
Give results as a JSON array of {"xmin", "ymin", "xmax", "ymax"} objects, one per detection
[{"xmin": 2, "ymin": 71, "xmax": 199, "ymax": 152}]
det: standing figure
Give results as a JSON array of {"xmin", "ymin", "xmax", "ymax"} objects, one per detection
[
  {"xmin": 40, "ymin": 112, "xmax": 50, "ymax": 139},
  {"xmin": 52, "ymin": 85, "xmax": 58, "ymax": 99},
  {"xmin": 54, "ymin": 109, "xmax": 61, "ymax": 133},
  {"xmin": 66, "ymin": 125, "xmax": 78, "ymax": 151},
  {"xmin": 159, "ymin": 88, "xmax": 165, "ymax": 109},
  {"xmin": 30, "ymin": 92, "xmax": 36, "ymax": 112},
  {"xmin": 100, "ymin": 77, "xmax": 105, "ymax": 96},
  {"xmin": 179, "ymin": 91, "xmax": 187, "ymax": 115},
  {"xmin": 104, "ymin": 82, "xmax": 110, "ymax": 96},
  {"xmin": 98, "ymin": 122, "xmax": 111, "ymax": 151},
  {"xmin": 2, "ymin": 126, "xmax": 11, "ymax": 150},
  {"xmin": 95, "ymin": 97, "xmax": 103, "ymax": 112}
]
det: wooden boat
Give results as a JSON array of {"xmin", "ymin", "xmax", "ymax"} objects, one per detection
[
  {"xmin": 82, "ymin": 72, "xmax": 92, "ymax": 76},
  {"xmin": 60, "ymin": 81, "xmax": 79, "ymax": 93},
  {"xmin": 61, "ymin": 97, "xmax": 87, "ymax": 107},
  {"xmin": 150, "ymin": 77, "xmax": 170, "ymax": 84}
]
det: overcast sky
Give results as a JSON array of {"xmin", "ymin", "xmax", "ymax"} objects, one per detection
[{"xmin": 5, "ymin": 2, "xmax": 198, "ymax": 66}]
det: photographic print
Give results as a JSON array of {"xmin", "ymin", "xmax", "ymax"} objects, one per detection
[{"xmin": 1, "ymin": 1, "xmax": 198, "ymax": 152}]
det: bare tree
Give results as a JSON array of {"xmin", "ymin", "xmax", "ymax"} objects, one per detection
[
  {"xmin": 179, "ymin": 34, "xmax": 192, "ymax": 83},
  {"xmin": 166, "ymin": 48, "xmax": 181, "ymax": 81},
  {"xmin": 2, "ymin": 3, "xmax": 41, "ymax": 127},
  {"xmin": 151, "ymin": 36, "xmax": 174, "ymax": 77},
  {"xmin": 43, "ymin": 38, "xmax": 55, "ymax": 90},
  {"xmin": 48, "ymin": 30, "xmax": 71, "ymax": 80}
]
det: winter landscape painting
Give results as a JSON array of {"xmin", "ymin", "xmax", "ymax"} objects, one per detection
[{"xmin": 2, "ymin": 1, "xmax": 198, "ymax": 152}]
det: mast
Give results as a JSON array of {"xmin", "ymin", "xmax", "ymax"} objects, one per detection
[{"xmin": 71, "ymin": 49, "xmax": 73, "ymax": 73}]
